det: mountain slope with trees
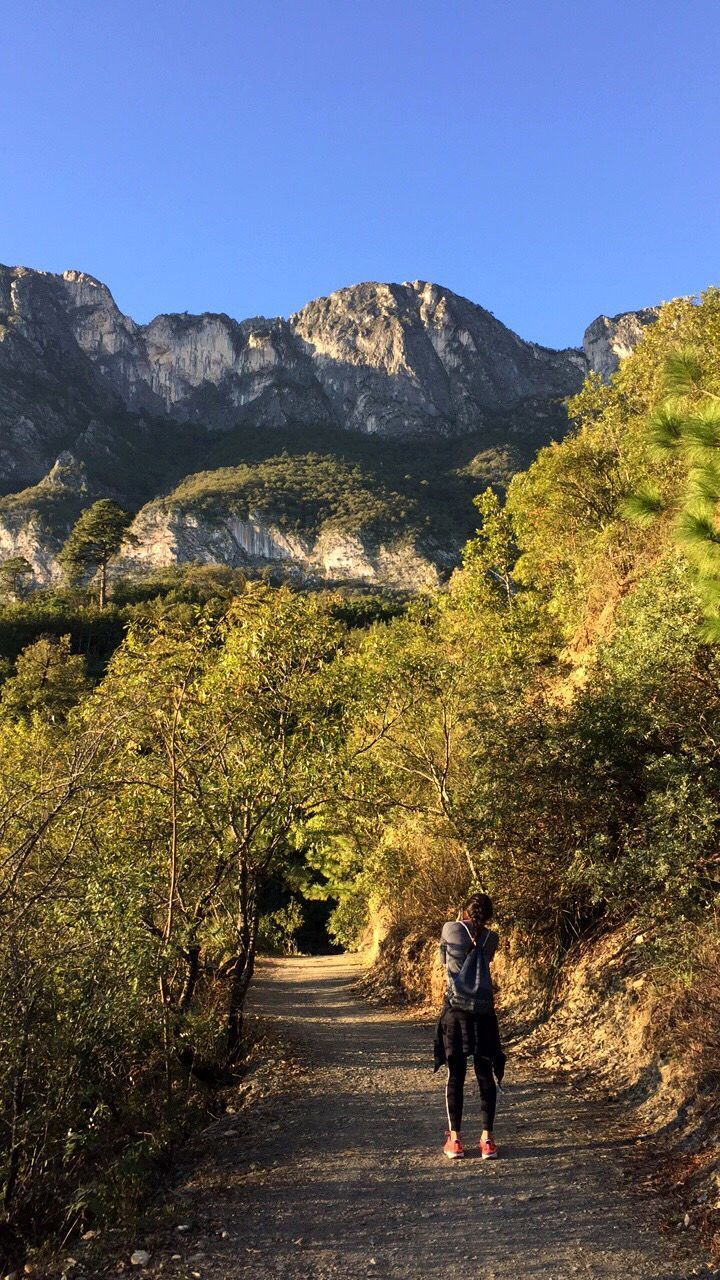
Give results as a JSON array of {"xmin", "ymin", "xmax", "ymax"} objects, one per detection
[{"xmin": 0, "ymin": 265, "xmax": 657, "ymax": 589}]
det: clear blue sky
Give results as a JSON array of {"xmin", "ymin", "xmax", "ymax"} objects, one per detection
[{"xmin": 2, "ymin": 0, "xmax": 718, "ymax": 348}]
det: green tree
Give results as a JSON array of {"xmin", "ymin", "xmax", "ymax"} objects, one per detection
[
  {"xmin": 461, "ymin": 487, "xmax": 517, "ymax": 607},
  {"xmin": 197, "ymin": 587, "xmax": 353, "ymax": 1058},
  {"xmin": 0, "ymin": 707, "xmax": 118, "ymax": 1237},
  {"xmin": 0, "ymin": 635, "xmax": 90, "ymax": 722},
  {"xmin": 58, "ymin": 501, "xmax": 136, "ymax": 608},
  {"xmin": 0, "ymin": 556, "xmax": 33, "ymax": 601},
  {"xmin": 91, "ymin": 586, "xmax": 353, "ymax": 1068},
  {"xmin": 624, "ymin": 343, "xmax": 720, "ymax": 638}
]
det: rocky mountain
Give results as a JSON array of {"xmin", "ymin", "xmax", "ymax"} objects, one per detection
[
  {"xmin": 582, "ymin": 308, "xmax": 660, "ymax": 381},
  {"xmin": 0, "ymin": 264, "xmax": 658, "ymax": 589}
]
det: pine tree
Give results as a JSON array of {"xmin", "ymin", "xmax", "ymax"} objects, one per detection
[
  {"xmin": 0, "ymin": 555, "xmax": 34, "ymax": 600},
  {"xmin": 624, "ymin": 344, "xmax": 720, "ymax": 639},
  {"xmin": 58, "ymin": 500, "xmax": 136, "ymax": 608}
]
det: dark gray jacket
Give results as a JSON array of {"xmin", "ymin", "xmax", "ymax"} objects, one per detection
[
  {"xmin": 438, "ymin": 921, "xmax": 499, "ymax": 983},
  {"xmin": 434, "ymin": 921, "xmax": 504, "ymax": 1077}
]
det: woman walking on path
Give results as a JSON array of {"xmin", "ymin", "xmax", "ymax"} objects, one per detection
[{"xmin": 433, "ymin": 892, "xmax": 505, "ymax": 1160}]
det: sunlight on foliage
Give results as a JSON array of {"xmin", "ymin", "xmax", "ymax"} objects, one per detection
[{"xmin": 2, "ymin": 290, "xmax": 720, "ymax": 1256}]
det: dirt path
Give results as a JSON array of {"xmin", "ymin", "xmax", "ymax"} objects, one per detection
[{"xmin": 147, "ymin": 955, "xmax": 707, "ymax": 1280}]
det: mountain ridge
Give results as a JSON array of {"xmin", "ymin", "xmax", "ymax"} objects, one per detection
[
  {"xmin": 0, "ymin": 263, "xmax": 659, "ymax": 589},
  {"xmin": 0, "ymin": 264, "xmax": 653, "ymax": 456}
]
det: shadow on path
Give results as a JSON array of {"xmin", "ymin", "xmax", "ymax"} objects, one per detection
[{"xmin": 160, "ymin": 955, "xmax": 705, "ymax": 1280}]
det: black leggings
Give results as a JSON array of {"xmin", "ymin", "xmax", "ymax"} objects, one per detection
[{"xmin": 445, "ymin": 1053, "xmax": 496, "ymax": 1132}]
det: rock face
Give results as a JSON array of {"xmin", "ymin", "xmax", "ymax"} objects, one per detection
[
  {"xmin": 582, "ymin": 309, "xmax": 660, "ymax": 382},
  {"xmin": 0, "ymin": 453, "xmax": 90, "ymax": 585},
  {"xmin": 0, "ymin": 450, "xmax": 443, "ymax": 592},
  {"xmin": 290, "ymin": 281, "xmax": 589, "ymax": 436},
  {"xmin": 45, "ymin": 271, "xmax": 592, "ymax": 435},
  {"xmin": 114, "ymin": 504, "xmax": 441, "ymax": 592},
  {"xmin": 55, "ymin": 270, "xmax": 332, "ymax": 430},
  {"xmin": 0, "ymin": 264, "xmax": 650, "ymax": 481},
  {"xmin": 0, "ymin": 267, "xmax": 120, "ymax": 490},
  {"xmin": 0, "ymin": 262, "xmax": 659, "ymax": 588}
]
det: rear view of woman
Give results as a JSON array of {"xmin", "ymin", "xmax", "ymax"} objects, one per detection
[{"xmin": 433, "ymin": 892, "xmax": 505, "ymax": 1159}]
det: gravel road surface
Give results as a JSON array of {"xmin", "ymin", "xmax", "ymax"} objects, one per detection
[{"xmin": 149, "ymin": 954, "xmax": 706, "ymax": 1280}]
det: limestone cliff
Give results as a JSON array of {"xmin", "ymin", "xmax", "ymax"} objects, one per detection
[
  {"xmin": 289, "ymin": 280, "xmax": 589, "ymax": 436},
  {"xmin": 582, "ymin": 308, "xmax": 660, "ymax": 381},
  {"xmin": 0, "ymin": 468, "xmax": 441, "ymax": 593},
  {"xmin": 0, "ymin": 268, "xmax": 120, "ymax": 490},
  {"xmin": 52, "ymin": 270, "xmax": 592, "ymax": 434},
  {"xmin": 114, "ymin": 503, "xmax": 441, "ymax": 592},
  {"xmin": 0, "ymin": 262, "xmax": 659, "ymax": 589},
  {"xmin": 0, "ymin": 263, "xmax": 653, "ymax": 490},
  {"xmin": 0, "ymin": 453, "xmax": 90, "ymax": 585}
]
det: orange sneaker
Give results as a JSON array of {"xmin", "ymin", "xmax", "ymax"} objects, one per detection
[
  {"xmin": 443, "ymin": 1132, "xmax": 465, "ymax": 1159},
  {"xmin": 479, "ymin": 1136, "xmax": 498, "ymax": 1159}
]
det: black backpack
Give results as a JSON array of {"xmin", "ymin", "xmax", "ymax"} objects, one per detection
[{"xmin": 447, "ymin": 922, "xmax": 494, "ymax": 1015}]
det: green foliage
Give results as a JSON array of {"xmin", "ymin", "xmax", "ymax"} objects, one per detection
[
  {"xmin": 460, "ymin": 487, "xmax": 518, "ymax": 606},
  {"xmin": 58, "ymin": 500, "xmax": 136, "ymax": 607},
  {"xmin": 188, "ymin": 413, "xmax": 551, "ymax": 549},
  {"xmin": 646, "ymin": 402, "xmax": 686, "ymax": 452},
  {"xmin": 0, "ymin": 635, "xmax": 90, "ymax": 721},
  {"xmin": 687, "ymin": 460, "xmax": 720, "ymax": 505},
  {"xmin": 168, "ymin": 453, "xmax": 417, "ymax": 540},
  {"xmin": 504, "ymin": 291, "xmax": 720, "ymax": 635},
  {"xmin": 0, "ymin": 585, "xmax": 361, "ymax": 1254},
  {"xmin": 5, "ymin": 289, "xmax": 720, "ymax": 1263},
  {"xmin": 0, "ymin": 475, "xmax": 87, "ymax": 525},
  {"xmin": 0, "ymin": 401, "xmax": 565, "ymax": 594},
  {"xmin": 627, "ymin": 332, "xmax": 720, "ymax": 633},
  {"xmin": 682, "ymin": 401, "xmax": 720, "ymax": 455},
  {"xmin": 0, "ymin": 556, "xmax": 34, "ymax": 600},
  {"xmin": 0, "ymin": 591, "xmax": 129, "ymax": 680},
  {"xmin": 675, "ymin": 501, "xmax": 720, "ymax": 565},
  {"xmin": 323, "ymin": 294, "xmax": 720, "ymax": 955},
  {"xmin": 257, "ymin": 899, "xmax": 306, "ymax": 954},
  {"xmin": 662, "ymin": 343, "xmax": 705, "ymax": 398},
  {"xmin": 111, "ymin": 563, "xmax": 249, "ymax": 606},
  {"xmin": 621, "ymin": 484, "xmax": 664, "ymax": 525}
]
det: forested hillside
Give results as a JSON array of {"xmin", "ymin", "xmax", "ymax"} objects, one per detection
[
  {"xmin": 329, "ymin": 289, "xmax": 720, "ymax": 951},
  {"xmin": 1, "ymin": 291, "xmax": 719, "ymax": 1268}
]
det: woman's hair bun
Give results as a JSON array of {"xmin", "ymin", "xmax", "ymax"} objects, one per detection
[{"xmin": 463, "ymin": 892, "xmax": 493, "ymax": 928}]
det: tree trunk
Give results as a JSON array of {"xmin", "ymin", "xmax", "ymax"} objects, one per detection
[
  {"xmin": 178, "ymin": 944, "xmax": 200, "ymax": 1015},
  {"xmin": 3, "ymin": 1023, "xmax": 30, "ymax": 1213},
  {"xmin": 464, "ymin": 846, "xmax": 481, "ymax": 885},
  {"xmin": 98, "ymin": 559, "xmax": 107, "ymax": 610},
  {"xmin": 158, "ymin": 974, "xmax": 173, "ymax": 1105},
  {"xmin": 226, "ymin": 924, "xmax": 258, "ymax": 1062},
  {"xmin": 158, "ymin": 710, "xmax": 180, "ymax": 1096},
  {"xmin": 226, "ymin": 862, "xmax": 259, "ymax": 1063}
]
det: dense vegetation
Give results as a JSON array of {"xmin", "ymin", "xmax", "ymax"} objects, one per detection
[
  {"xmin": 1, "ymin": 292, "xmax": 719, "ymax": 1267},
  {"xmin": 0, "ymin": 401, "xmax": 558, "ymax": 580},
  {"xmin": 192, "ymin": 415, "xmax": 537, "ymax": 548},
  {"xmin": 324, "ymin": 292, "xmax": 720, "ymax": 956},
  {"xmin": 168, "ymin": 453, "xmax": 418, "ymax": 539}
]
